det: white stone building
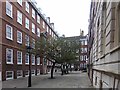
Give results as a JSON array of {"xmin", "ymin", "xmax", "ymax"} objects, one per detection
[{"xmin": 88, "ymin": 0, "xmax": 120, "ymax": 89}]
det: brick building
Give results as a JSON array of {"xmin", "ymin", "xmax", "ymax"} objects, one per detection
[
  {"xmin": 63, "ymin": 31, "xmax": 88, "ymax": 71},
  {"xmin": 0, "ymin": 0, "xmax": 58, "ymax": 81},
  {"xmin": 79, "ymin": 31, "xmax": 88, "ymax": 71},
  {"xmin": 88, "ymin": 0, "xmax": 120, "ymax": 89}
]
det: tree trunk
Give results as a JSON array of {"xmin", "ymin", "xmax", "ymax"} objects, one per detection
[
  {"xmin": 66, "ymin": 65, "xmax": 69, "ymax": 74},
  {"xmin": 51, "ymin": 62, "xmax": 56, "ymax": 79},
  {"xmin": 70, "ymin": 64, "xmax": 72, "ymax": 72}
]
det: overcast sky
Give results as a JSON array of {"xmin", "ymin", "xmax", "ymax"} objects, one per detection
[{"xmin": 35, "ymin": 0, "xmax": 91, "ymax": 37}]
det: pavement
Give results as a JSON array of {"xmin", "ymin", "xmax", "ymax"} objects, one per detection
[{"xmin": 2, "ymin": 71, "xmax": 94, "ymax": 88}]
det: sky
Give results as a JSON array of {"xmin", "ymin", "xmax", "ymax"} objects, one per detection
[{"xmin": 35, "ymin": 0, "xmax": 91, "ymax": 37}]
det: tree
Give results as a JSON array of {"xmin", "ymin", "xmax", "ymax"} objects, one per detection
[{"xmin": 34, "ymin": 35, "xmax": 80, "ymax": 79}]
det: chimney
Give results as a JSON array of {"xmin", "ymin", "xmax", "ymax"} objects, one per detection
[{"xmin": 80, "ymin": 30, "xmax": 84, "ymax": 36}]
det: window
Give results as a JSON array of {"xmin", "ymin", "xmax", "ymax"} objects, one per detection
[
  {"xmin": 25, "ymin": 2, "xmax": 29, "ymax": 13},
  {"xmin": 37, "ymin": 57, "xmax": 40, "ymax": 65},
  {"xmin": 32, "ymin": 9, "xmax": 35, "ymax": 19},
  {"xmin": 43, "ymin": 21, "xmax": 45, "ymax": 29},
  {"xmin": 25, "ymin": 70, "xmax": 29, "ymax": 77},
  {"xmin": 25, "ymin": 18, "xmax": 29, "ymax": 29},
  {"xmin": 6, "ymin": 24, "xmax": 13, "ymax": 40},
  {"xmin": 31, "ymin": 70, "xmax": 35, "ymax": 76},
  {"xmin": 6, "ymin": 71, "xmax": 13, "ymax": 80},
  {"xmin": 6, "ymin": 48, "xmax": 13, "ymax": 64},
  {"xmin": 37, "ymin": 69, "xmax": 40, "ymax": 75},
  {"xmin": 85, "ymin": 40, "xmax": 87, "ymax": 45},
  {"xmin": 25, "ymin": 35, "xmax": 29, "ymax": 46},
  {"xmin": 80, "ymin": 55, "xmax": 83, "ymax": 61},
  {"xmin": 17, "ymin": 70, "xmax": 22, "ymax": 78},
  {"xmin": 31, "ymin": 38, "xmax": 35, "ymax": 49},
  {"xmin": 17, "ymin": 0, "xmax": 22, "ymax": 6},
  {"xmin": 31, "ymin": 54, "xmax": 35, "ymax": 65},
  {"xmin": 6, "ymin": 0, "xmax": 12, "ymax": 18},
  {"xmin": 49, "ymin": 29, "xmax": 51, "ymax": 35},
  {"xmin": 17, "ymin": 51, "xmax": 22, "ymax": 64},
  {"xmin": 37, "ymin": 15, "xmax": 40, "ymax": 24},
  {"xmin": 17, "ymin": 31, "xmax": 22, "ymax": 44},
  {"xmin": 17, "ymin": 10, "xmax": 22, "ymax": 25},
  {"xmin": 37, "ymin": 28, "xmax": 40, "ymax": 37},
  {"xmin": 25, "ymin": 53, "xmax": 29, "ymax": 64},
  {"xmin": 32, "ymin": 23, "xmax": 35, "ymax": 34},
  {"xmin": 81, "ymin": 48, "xmax": 83, "ymax": 53}
]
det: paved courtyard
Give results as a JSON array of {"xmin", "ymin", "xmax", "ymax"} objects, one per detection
[{"xmin": 2, "ymin": 71, "xmax": 94, "ymax": 88}]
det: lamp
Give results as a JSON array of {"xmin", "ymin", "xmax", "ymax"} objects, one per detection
[{"xmin": 27, "ymin": 45, "xmax": 32, "ymax": 87}]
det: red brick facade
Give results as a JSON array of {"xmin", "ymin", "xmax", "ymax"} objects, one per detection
[{"xmin": 0, "ymin": 0, "xmax": 58, "ymax": 81}]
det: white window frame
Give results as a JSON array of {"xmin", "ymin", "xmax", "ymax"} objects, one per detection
[
  {"xmin": 37, "ymin": 28, "xmax": 40, "ymax": 37},
  {"xmin": 25, "ymin": 53, "xmax": 29, "ymax": 64},
  {"xmin": 43, "ymin": 21, "xmax": 45, "ymax": 29},
  {"xmin": 31, "ymin": 38, "xmax": 35, "ymax": 49},
  {"xmin": 32, "ymin": 9, "xmax": 35, "ymax": 19},
  {"xmin": 25, "ymin": 35, "xmax": 29, "ymax": 46},
  {"xmin": 17, "ymin": 30, "xmax": 22, "ymax": 44},
  {"xmin": 25, "ymin": 70, "xmax": 29, "ymax": 77},
  {"xmin": 37, "ymin": 15, "xmax": 40, "ymax": 24},
  {"xmin": 25, "ymin": 1, "xmax": 29, "ymax": 13},
  {"xmin": 17, "ymin": 10, "xmax": 22, "ymax": 25},
  {"xmin": 32, "ymin": 23, "xmax": 35, "ymax": 34},
  {"xmin": 17, "ymin": 70, "xmax": 23, "ymax": 78},
  {"xmin": 6, "ymin": 24, "xmax": 13, "ymax": 40},
  {"xmin": 6, "ymin": 0, "xmax": 13, "ymax": 18},
  {"xmin": 31, "ymin": 70, "xmax": 35, "ymax": 76},
  {"xmin": 25, "ymin": 18, "xmax": 29, "ymax": 29},
  {"xmin": 37, "ymin": 57, "xmax": 40, "ymax": 65},
  {"xmin": 17, "ymin": 51, "xmax": 22, "ymax": 64},
  {"xmin": 6, "ymin": 71, "xmax": 14, "ymax": 80},
  {"xmin": 37, "ymin": 69, "xmax": 40, "ymax": 75},
  {"xmin": 17, "ymin": 0, "xmax": 22, "ymax": 6},
  {"xmin": 6, "ymin": 48, "xmax": 13, "ymax": 64},
  {"xmin": 31, "ymin": 54, "xmax": 35, "ymax": 65}
]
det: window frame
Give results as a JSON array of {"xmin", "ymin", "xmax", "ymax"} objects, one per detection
[
  {"xmin": 6, "ymin": 24, "xmax": 13, "ymax": 40},
  {"xmin": 37, "ymin": 28, "xmax": 40, "ymax": 37},
  {"xmin": 17, "ymin": 51, "xmax": 22, "ymax": 64},
  {"xmin": 31, "ymin": 70, "xmax": 35, "ymax": 76},
  {"xmin": 6, "ymin": 48, "xmax": 13, "ymax": 64},
  {"xmin": 25, "ymin": 18, "xmax": 29, "ymax": 29},
  {"xmin": 37, "ymin": 57, "xmax": 40, "ymax": 65},
  {"xmin": 32, "ymin": 23, "xmax": 35, "ymax": 34},
  {"xmin": 25, "ymin": 53, "xmax": 29, "ymax": 64},
  {"xmin": 25, "ymin": 1, "xmax": 29, "ymax": 13},
  {"xmin": 17, "ymin": 70, "xmax": 23, "ymax": 78},
  {"xmin": 17, "ymin": 10, "xmax": 22, "ymax": 25},
  {"xmin": 25, "ymin": 35, "xmax": 29, "ymax": 46},
  {"xmin": 6, "ymin": 71, "xmax": 14, "ymax": 80},
  {"xmin": 6, "ymin": 0, "xmax": 13, "ymax": 18},
  {"xmin": 37, "ymin": 14, "xmax": 40, "ymax": 24},
  {"xmin": 43, "ymin": 21, "xmax": 45, "ymax": 29},
  {"xmin": 32, "ymin": 8, "xmax": 35, "ymax": 19},
  {"xmin": 17, "ymin": 30, "xmax": 22, "ymax": 44},
  {"xmin": 37, "ymin": 69, "xmax": 40, "ymax": 75},
  {"xmin": 25, "ymin": 70, "xmax": 29, "ymax": 77},
  {"xmin": 31, "ymin": 54, "xmax": 35, "ymax": 65},
  {"xmin": 31, "ymin": 38, "xmax": 35, "ymax": 49}
]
